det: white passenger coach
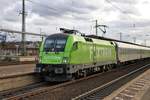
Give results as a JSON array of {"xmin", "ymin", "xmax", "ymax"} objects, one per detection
[{"xmin": 116, "ymin": 42, "xmax": 150, "ymax": 62}]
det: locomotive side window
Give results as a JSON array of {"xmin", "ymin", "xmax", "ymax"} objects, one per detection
[{"xmin": 72, "ymin": 42, "xmax": 78, "ymax": 50}]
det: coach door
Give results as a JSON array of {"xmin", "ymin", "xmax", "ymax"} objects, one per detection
[{"xmin": 84, "ymin": 37, "xmax": 95, "ymax": 63}]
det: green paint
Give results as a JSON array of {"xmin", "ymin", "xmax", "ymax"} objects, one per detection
[{"xmin": 39, "ymin": 34, "xmax": 117, "ymax": 65}]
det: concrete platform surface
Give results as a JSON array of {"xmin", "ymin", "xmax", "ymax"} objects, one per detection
[
  {"xmin": 19, "ymin": 56, "xmax": 37, "ymax": 62},
  {"xmin": 0, "ymin": 64, "xmax": 35, "ymax": 78},
  {"xmin": 103, "ymin": 68, "xmax": 150, "ymax": 100},
  {"xmin": 141, "ymin": 87, "xmax": 150, "ymax": 100}
]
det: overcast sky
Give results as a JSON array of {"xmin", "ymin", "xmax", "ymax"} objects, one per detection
[{"xmin": 0, "ymin": 0, "xmax": 150, "ymax": 45}]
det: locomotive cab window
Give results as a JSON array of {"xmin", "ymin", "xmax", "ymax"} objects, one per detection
[{"xmin": 44, "ymin": 34, "xmax": 68, "ymax": 52}]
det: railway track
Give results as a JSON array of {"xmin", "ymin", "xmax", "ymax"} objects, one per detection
[
  {"xmin": 72, "ymin": 63, "xmax": 150, "ymax": 100},
  {"xmin": 0, "ymin": 61, "xmax": 35, "ymax": 66},
  {"xmin": 0, "ymin": 64, "xmax": 35, "ymax": 78},
  {"xmin": 104, "ymin": 68, "xmax": 150, "ymax": 100},
  {"xmin": 0, "ymin": 82, "xmax": 49, "ymax": 99},
  {"xmin": 2, "ymin": 59, "xmax": 150, "ymax": 100},
  {"xmin": 0, "ymin": 73, "xmax": 41, "ymax": 92}
]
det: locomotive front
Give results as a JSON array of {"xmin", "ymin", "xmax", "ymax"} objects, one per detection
[{"xmin": 35, "ymin": 33, "xmax": 73, "ymax": 81}]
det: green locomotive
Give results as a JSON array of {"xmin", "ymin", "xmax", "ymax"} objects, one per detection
[
  {"xmin": 36, "ymin": 28, "xmax": 117, "ymax": 81},
  {"xmin": 36, "ymin": 28, "xmax": 150, "ymax": 81}
]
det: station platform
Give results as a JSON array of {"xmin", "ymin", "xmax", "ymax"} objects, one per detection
[
  {"xmin": 104, "ymin": 68, "xmax": 150, "ymax": 100},
  {"xmin": 0, "ymin": 64, "xmax": 35, "ymax": 78},
  {"xmin": 19, "ymin": 56, "xmax": 37, "ymax": 62},
  {"xmin": 0, "ymin": 56, "xmax": 37, "ymax": 66}
]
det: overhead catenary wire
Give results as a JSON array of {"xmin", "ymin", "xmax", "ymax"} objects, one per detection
[
  {"xmin": 26, "ymin": 0, "xmax": 58, "ymax": 13},
  {"xmin": 105, "ymin": 0, "xmax": 128, "ymax": 14},
  {"xmin": 105, "ymin": 0, "xmax": 136, "ymax": 26},
  {"xmin": 105, "ymin": 0, "xmax": 136, "ymax": 24},
  {"xmin": 105, "ymin": 0, "xmax": 140, "ymax": 42}
]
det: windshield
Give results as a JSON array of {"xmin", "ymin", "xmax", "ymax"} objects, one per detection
[{"xmin": 44, "ymin": 34, "xmax": 68, "ymax": 52}]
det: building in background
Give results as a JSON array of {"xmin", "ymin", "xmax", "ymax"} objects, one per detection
[{"xmin": 0, "ymin": 41, "xmax": 39, "ymax": 56}]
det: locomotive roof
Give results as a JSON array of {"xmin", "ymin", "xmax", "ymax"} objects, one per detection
[
  {"xmin": 70, "ymin": 34, "xmax": 114, "ymax": 46},
  {"xmin": 47, "ymin": 33, "xmax": 68, "ymax": 37}
]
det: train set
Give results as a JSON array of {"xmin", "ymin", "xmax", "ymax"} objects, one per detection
[{"xmin": 36, "ymin": 28, "xmax": 150, "ymax": 81}]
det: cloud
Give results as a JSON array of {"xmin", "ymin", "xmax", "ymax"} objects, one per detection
[
  {"xmin": 0, "ymin": 1, "xmax": 20, "ymax": 22},
  {"xmin": 30, "ymin": 0, "xmax": 98, "ymax": 19},
  {"xmin": 104, "ymin": 0, "xmax": 140, "ymax": 16},
  {"xmin": 110, "ymin": 0, "xmax": 137, "ymax": 4},
  {"xmin": 0, "ymin": 0, "xmax": 150, "ymax": 45}
]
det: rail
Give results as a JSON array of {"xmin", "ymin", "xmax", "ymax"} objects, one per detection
[{"xmin": 72, "ymin": 63, "xmax": 150, "ymax": 100}]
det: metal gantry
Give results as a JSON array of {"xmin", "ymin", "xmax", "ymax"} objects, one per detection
[
  {"xmin": 21, "ymin": 0, "xmax": 26, "ymax": 56},
  {"xmin": 0, "ymin": 29, "xmax": 47, "ymax": 37},
  {"xmin": 95, "ymin": 20, "xmax": 108, "ymax": 37}
]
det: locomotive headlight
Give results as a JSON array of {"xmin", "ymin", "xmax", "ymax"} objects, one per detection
[{"xmin": 62, "ymin": 57, "xmax": 69, "ymax": 64}]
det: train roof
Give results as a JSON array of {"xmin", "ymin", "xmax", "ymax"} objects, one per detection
[
  {"xmin": 58, "ymin": 28, "xmax": 150, "ymax": 48},
  {"xmin": 115, "ymin": 42, "xmax": 150, "ymax": 50},
  {"xmin": 47, "ymin": 31, "xmax": 150, "ymax": 49},
  {"xmin": 85, "ymin": 35, "xmax": 150, "ymax": 48}
]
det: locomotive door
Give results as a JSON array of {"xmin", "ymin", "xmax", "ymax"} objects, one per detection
[{"xmin": 93, "ymin": 44, "xmax": 96, "ymax": 63}]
